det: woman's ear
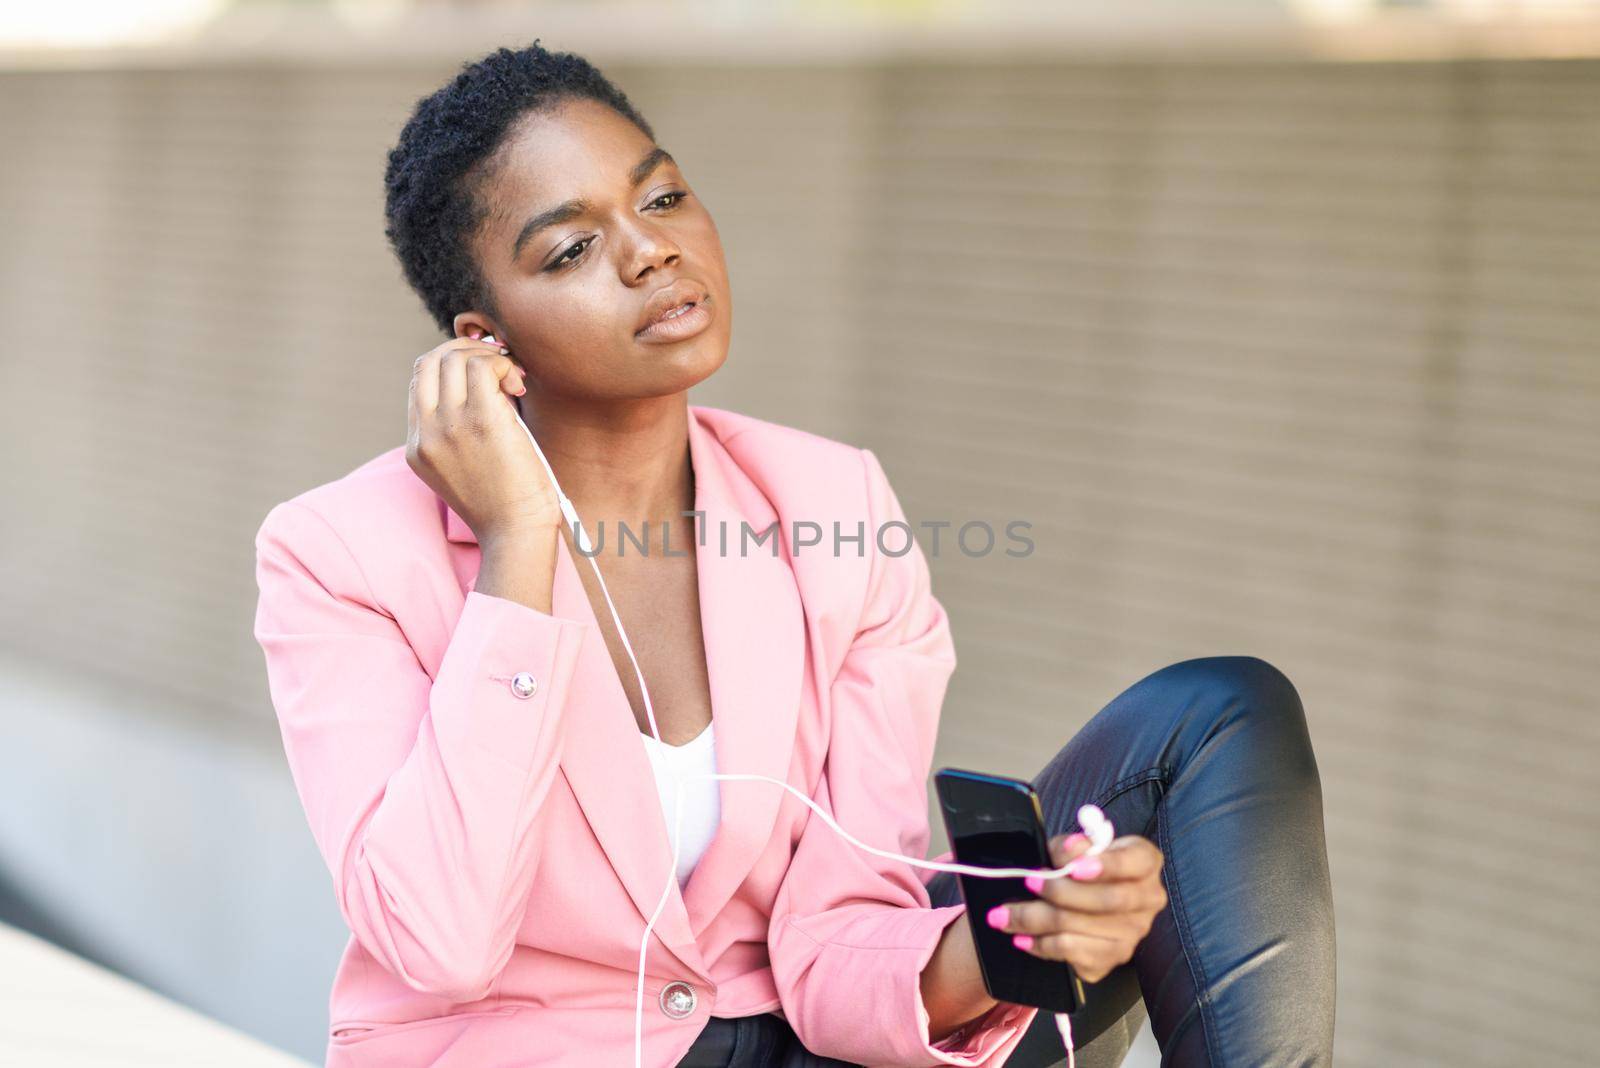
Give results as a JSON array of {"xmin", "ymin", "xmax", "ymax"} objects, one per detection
[{"xmin": 452, "ymin": 311, "xmax": 499, "ymax": 343}]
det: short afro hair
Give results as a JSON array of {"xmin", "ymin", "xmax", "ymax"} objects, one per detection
[{"xmin": 383, "ymin": 40, "xmax": 657, "ymax": 337}]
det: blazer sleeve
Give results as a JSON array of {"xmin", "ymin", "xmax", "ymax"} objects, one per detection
[
  {"xmin": 764, "ymin": 449, "xmax": 1039, "ymax": 1066},
  {"xmin": 252, "ymin": 498, "xmax": 589, "ymax": 1003}
]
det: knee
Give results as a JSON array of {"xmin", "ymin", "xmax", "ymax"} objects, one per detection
[
  {"xmin": 1153, "ymin": 655, "xmax": 1318, "ymax": 778},
  {"xmin": 1194, "ymin": 654, "xmax": 1301, "ymax": 711}
]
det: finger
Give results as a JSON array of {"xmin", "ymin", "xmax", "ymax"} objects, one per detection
[
  {"xmin": 412, "ymin": 350, "xmax": 441, "ymax": 416},
  {"xmin": 450, "ymin": 341, "xmax": 518, "ymax": 367},
  {"xmin": 1041, "ymin": 875, "xmax": 1168, "ymax": 917},
  {"xmin": 1017, "ymin": 930, "xmax": 1129, "ymax": 980},
  {"xmin": 474, "ymin": 350, "xmax": 526, "ymax": 395},
  {"xmin": 457, "ymin": 329, "xmax": 511, "ymax": 353},
  {"xmin": 407, "ymin": 374, "xmax": 421, "ymax": 446},
  {"xmin": 987, "ymin": 898, "xmax": 1128, "ymax": 936},
  {"xmin": 442, "ymin": 342, "xmax": 517, "ymax": 393},
  {"xmin": 465, "ymin": 352, "xmax": 521, "ymax": 410},
  {"xmin": 488, "ymin": 352, "xmax": 526, "ymax": 395},
  {"xmin": 1070, "ymin": 837, "xmax": 1163, "ymax": 883},
  {"xmin": 445, "ymin": 335, "xmax": 511, "ymax": 353},
  {"xmin": 456, "ymin": 333, "xmax": 516, "ymax": 381},
  {"xmin": 438, "ymin": 346, "xmax": 471, "ymax": 413},
  {"xmin": 1046, "ymin": 832, "xmax": 1093, "ymax": 869},
  {"xmin": 1014, "ymin": 876, "xmax": 1168, "ymax": 919},
  {"xmin": 991, "ymin": 898, "xmax": 1150, "ymax": 942}
]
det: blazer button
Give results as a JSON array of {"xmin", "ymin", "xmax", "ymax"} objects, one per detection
[
  {"xmin": 658, "ymin": 980, "xmax": 697, "ymax": 1019},
  {"xmin": 510, "ymin": 672, "xmax": 538, "ymax": 699}
]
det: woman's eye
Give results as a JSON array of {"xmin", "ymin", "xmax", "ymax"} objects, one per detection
[
  {"xmin": 549, "ymin": 237, "xmax": 592, "ymax": 270},
  {"xmin": 545, "ymin": 193, "xmax": 688, "ymax": 272}
]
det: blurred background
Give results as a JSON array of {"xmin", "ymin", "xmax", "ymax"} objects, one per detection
[{"xmin": 1, "ymin": 0, "xmax": 1597, "ymax": 1064}]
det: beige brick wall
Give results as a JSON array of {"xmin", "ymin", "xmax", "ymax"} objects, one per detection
[{"xmin": 1, "ymin": 49, "xmax": 1595, "ymax": 1065}]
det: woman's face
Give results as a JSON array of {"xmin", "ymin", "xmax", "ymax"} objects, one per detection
[{"xmin": 458, "ymin": 97, "xmax": 732, "ymax": 402}]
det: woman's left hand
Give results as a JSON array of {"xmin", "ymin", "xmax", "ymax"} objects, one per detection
[{"xmin": 985, "ymin": 832, "xmax": 1168, "ymax": 983}]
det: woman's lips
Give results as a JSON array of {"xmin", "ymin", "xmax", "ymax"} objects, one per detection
[{"xmin": 634, "ymin": 295, "xmax": 714, "ymax": 344}]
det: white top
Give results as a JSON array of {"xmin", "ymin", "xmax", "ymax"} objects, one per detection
[{"xmin": 639, "ymin": 723, "xmax": 722, "ymax": 887}]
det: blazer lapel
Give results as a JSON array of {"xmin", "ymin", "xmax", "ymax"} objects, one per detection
[
  {"xmin": 541, "ymin": 528, "xmax": 707, "ymax": 974},
  {"xmin": 445, "ymin": 483, "xmax": 702, "ymax": 974},
  {"xmin": 440, "ymin": 408, "xmax": 807, "ymax": 966},
  {"xmin": 678, "ymin": 411, "xmax": 806, "ymax": 935}
]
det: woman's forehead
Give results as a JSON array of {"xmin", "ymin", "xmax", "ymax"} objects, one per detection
[
  {"xmin": 481, "ymin": 109, "xmax": 674, "ymax": 247},
  {"xmin": 496, "ymin": 101, "xmax": 654, "ymax": 193}
]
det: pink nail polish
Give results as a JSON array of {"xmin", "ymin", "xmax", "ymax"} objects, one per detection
[
  {"xmin": 986, "ymin": 905, "xmax": 1008, "ymax": 929},
  {"xmin": 1067, "ymin": 856, "xmax": 1103, "ymax": 880},
  {"xmin": 1012, "ymin": 934, "xmax": 1034, "ymax": 951},
  {"xmin": 1064, "ymin": 832, "xmax": 1090, "ymax": 851},
  {"xmin": 1024, "ymin": 876, "xmax": 1044, "ymax": 894}
]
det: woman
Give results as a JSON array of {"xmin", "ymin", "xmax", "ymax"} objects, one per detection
[{"xmin": 252, "ymin": 41, "xmax": 1335, "ymax": 1068}]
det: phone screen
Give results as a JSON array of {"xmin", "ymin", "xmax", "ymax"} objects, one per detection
[{"xmin": 935, "ymin": 768, "xmax": 1086, "ymax": 1014}]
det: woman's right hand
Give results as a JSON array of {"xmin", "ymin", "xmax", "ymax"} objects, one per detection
[{"xmin": 406, "ymin": 336, "xmax": 564, "ymax": 544}]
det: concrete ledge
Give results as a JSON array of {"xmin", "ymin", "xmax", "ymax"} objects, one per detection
[{"xmin": 0, "ymin": 920, "xmax": 312, "ymax": 1066}]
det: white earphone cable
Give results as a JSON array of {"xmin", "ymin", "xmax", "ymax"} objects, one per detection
[
  {"xmin": 508, "ymin": 391, "xmax": 661, "ymax": 741},
  {"xmin": 504, "ymin": 394, "xmax": 1100, "ymax": 1068}
]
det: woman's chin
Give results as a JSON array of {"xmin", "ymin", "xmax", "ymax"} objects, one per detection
[
  {"xmin": 636, "ymin": 331, "xmax": 728, "ymax": 387},
  {"xmin": 672, "ymin": 347, "xmax": 728, "ymax": 393}
]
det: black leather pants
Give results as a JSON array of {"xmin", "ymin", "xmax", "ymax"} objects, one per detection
[{"xmin": 679, "ymin": 655, "xmax": 1337, "ymax": 1067}]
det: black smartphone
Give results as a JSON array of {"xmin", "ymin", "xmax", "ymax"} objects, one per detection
[{"xmin": 933, "ymin": 767, "xmax": 1087, "ymax": 1014}]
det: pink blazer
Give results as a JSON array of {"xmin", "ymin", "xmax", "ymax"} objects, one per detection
[{"xmin": 252, "ymin": 404, "xmax": 1039, "ymax": 1067}]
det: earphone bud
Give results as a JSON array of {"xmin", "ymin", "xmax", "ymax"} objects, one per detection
[
  {"xmin": 491, "ymin": 390, "xmax": 1102, "ymax": 1067},
  {"xmin": 1078, "ymin": 804, "xmax": 1113, "ymax": 855}
]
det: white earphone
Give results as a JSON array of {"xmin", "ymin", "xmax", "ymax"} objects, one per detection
[
  {"xmin": 1078, "ymin": 803, "xmax": 1114, "ymax": 854},
  {"xmin": 485, "ymin": 336, "xmax": 1106, "ymax": 1067}
]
